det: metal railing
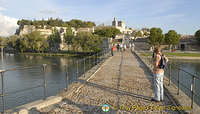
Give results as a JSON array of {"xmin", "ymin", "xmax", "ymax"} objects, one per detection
[
  {"xmin": 0, "ymin": 49, "xmax": 111, "ymax": 113},
  {"xmin": 173, "ymin": 67, "xmax": 200, "ymax": 109},
  {"xmin": 136, "ymin": 50, "xmax": 200, "ymax": 109}
]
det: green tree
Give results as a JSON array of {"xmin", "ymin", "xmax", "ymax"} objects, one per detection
[
  {"xmin": 64, "ymin": 27, "xmax": 74, "ymax": 51},
  {"xmin": 20, "ymin": 31, "xmax": 49, "ymax": 52},
  {"xmin": 165, "ymin": 30, "xmax": 181, "ymax": 51},
  {"xmin": 144, "ymin": 32, "xmax": 150, "ymax": 36},
  {"xmin": 0, "ymin": 36, "xmax": 7, "ymax": 48},
  {"xmin": 195, "ymin": 30, "xmax": 200, "ymax": 45},
  {"xmin": 94, "ymin": 27, "xmax": 121, "ymax": 38},
  {"xmin": 17, "ymin": 19, "xmax": 32, "ymax": 25},
  {"xmin": 148, "ymin": 27, "xmax": 164, "ymax": 50},
  {"xmin": 67, "ymin": 19, "xmax": 96, "ymax": 28},
  {"xmin": 72, "ymin": 32, "xmax": 103, "ymax": 53},
  {"xmin": 0, "ymin": 36, "xmax": 5, "ymax": 45},
  {"xmin": 7, "ymin": 35, "xmax": 21, "ymax": 51},
  {"xmin": 48, "ymin": 28, "xmax": 61, "ymax": 43},
  {"xmin": 134, "ymin": 31, "xmax": 142, "ymax": 38},
  {"xmin": 48, "ymin": 28, "xmax": 61, "ymax": 50}
]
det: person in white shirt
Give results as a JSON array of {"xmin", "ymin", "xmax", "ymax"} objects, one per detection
[
  {"xmin": 119, "ymin": 43, "xmax": 123, "ymax": 52},
  {"xmin": 131, "ymin": 43, "xmax": 135, "ymax": 51},
  {"xmin": 123, "ymin": 43, "xmax": 126, "ymax": 51}
]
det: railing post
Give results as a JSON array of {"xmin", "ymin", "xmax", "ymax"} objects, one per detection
[
  {"xmin": 42, "ymin": 64, "xmax": 47, "ymax": 100},
  {"xmin": 177, "ymin": 68, "xmax": 180, "ymax": 95},
  {"xmin": 93, "ymin": 55, "xmax": 95, "ymax": 68},
  {"xmin": 89, "ymin": 56, "xmax": 91, "ymax": 73},
  {"xmin": 191, "ymin": 75, "xmax": 195, "ymax": 109},
  {"xmin": 97, "ymin": 53, "xmax": 99, "ymax": 64},
  {"xmin": 76, "ymin": 61, "xmax": 79, "ymax": 79},
  {"xmin": 168, "ymin": 63, "xmax": 171, "ymax": 86},
  {"xmin": 100, "ymin": 52, "xmax": 102, "ymax": 63},
  {"xmin": 84, "ymin": 58, "xmax": 86, "ymax": 77},
  {"xmin": 65, "ymin": 65, "xmax": 68, "ymax": 91},
  {"xmin": 149, "ymin": 57, "xmax": 150, "ymax": 66},
  {"xmin": 0, "ymin": 69, "xmax": 6, "ymax": 113},
  {"xmin": 100, "ymin": 52, "xmax": 101, "ymax": 63}
]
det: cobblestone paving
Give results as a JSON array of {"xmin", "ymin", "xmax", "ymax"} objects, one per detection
[{"xmin": 40, "ymin": 51, "xmax": 178, "ymax": 114}]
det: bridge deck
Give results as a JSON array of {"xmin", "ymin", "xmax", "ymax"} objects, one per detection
[{"xmin": 40, "ymin": 51, "xmax": 177, "ymax": 113}]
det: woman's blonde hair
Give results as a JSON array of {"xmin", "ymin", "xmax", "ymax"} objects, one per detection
[{"xmin": 154, "ymin": 46, "xmax": 162, "ymax": 53}]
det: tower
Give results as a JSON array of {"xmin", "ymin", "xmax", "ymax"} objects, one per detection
[
  {"xmin": 112, "ymin": 16, "xmax": 118, "ymax": 27},
  {"xmin": 118, "ymin": 21, "xmax": 125, "ymax": 29}
]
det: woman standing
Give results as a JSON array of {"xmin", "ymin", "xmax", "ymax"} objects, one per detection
[{"xmin": 152, "ymin": 46, "xmax": 168, "ymax": 102}]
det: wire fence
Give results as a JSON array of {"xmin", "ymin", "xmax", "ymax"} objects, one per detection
[
  {"xmin": 136, "ymin": 50, "xmax": 200, "ymax": 109},
  {"xmin": 0, "ymin": 49, "xmax": 111, "ymax": 113}
]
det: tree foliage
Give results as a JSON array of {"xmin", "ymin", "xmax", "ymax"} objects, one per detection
[
  {"xmin": 67, "ymin": 19, "xmax": 95, "ymax": 28},
  {"xmin": 72, "ymin": 32, "xmax": 103, "ymax": 53},
  {"xmin": 148, "ymin": 27, "xmax": 164, "ymax": 47},
  {"xmin": 144, "ymin": 32, "xmax": 150, "ymax": 36},
  {"xmin": 165, "ymin": 30, "xmax": 180, "ymax": 48},
  {"xmin": 17, "ymin": 18, "xmax": 69, "ymax": 28},
  {"xmin": 94, "ymin": 27, "xmax": 121, "ymax": 38},
  {"xmin": 64, "ymin": 27, "xmax": 74, "ymax": 45},
  {"xmin": 48, "ymin": 28, "xmax": 61, "ymax": 44},
  {"xmin": 0, "ymin": 36, "xmax": 5, "ymax": 46},
  {"xmin": 7, "ymin": 35, "xmax": 21, "ymax": 50},
  {"xmin": 17, "ymin": 18, "xmax": 96, "ymax": 28},
  {"xmin": 195, "ymin": 30, "xmax": 200, "ymax": 45},
  {"xmin": 134, "ymin": 31, "xmax": 142, "ymax": 38},
  {"xmin": 20, "ymin": 31, "xmax": 49, "ymax": 52},
  {"xmin": 5, "ymin": 34, "xmax": 49, "ymax": 52}
]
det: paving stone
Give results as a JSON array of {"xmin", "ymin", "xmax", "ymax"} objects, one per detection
[{"xmin": 39, "ymin": 51, "xmax": 178, "ymax": 114}]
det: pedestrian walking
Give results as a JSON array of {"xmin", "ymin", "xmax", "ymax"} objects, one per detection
[
  {"xmin": 111, "ymin": 44, "xmax": 115, "ymax": 56},
  {"xmin": 117, "ymin": 43, "xmax": 119, "ymax": 52},
  {"xmin": 123, "ymin": 43, "xmax": 126, "ymax": 52},
  {"xmin": 120, "ymin": 43, "xmax": 123, "ymax": 52},
  {"xmin": 131, "ymin": 43, "xmax": 135, "ymax": 51},
  {"xmin": 151, "ymin": 46, "xmax": 168, "ymax": 102}
]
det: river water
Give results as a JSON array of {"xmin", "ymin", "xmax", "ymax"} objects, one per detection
[
  {"xmin": 0, "ymin": 53, "xmax": 95, "ymax": 111},
  {"xmin": 165, "ymin": 59, "xmax": 200, "ymax": 107}
]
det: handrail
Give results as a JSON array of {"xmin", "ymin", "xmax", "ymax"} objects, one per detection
[
  {"xmin": 0, "ymin": 49, "xmax": 111, "ymax": 113},
  {"xmin": 179, "ymin": 68, "xmax": 200, "ymax": 80}
]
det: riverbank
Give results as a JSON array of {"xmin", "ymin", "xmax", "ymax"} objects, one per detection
[
  {"xmin": 140, "ymin": 52, "xmax": 200, "ymax": 60},
  {"xmin": 5, "ymin": 51, "xmax": 95, "ymax": 58}
]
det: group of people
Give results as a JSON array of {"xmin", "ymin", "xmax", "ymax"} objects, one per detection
[{"xmin": 111, "ymin": 43, "xmax": 135, "ymax": 56}]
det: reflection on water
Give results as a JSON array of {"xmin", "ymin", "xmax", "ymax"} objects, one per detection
[
  {"xmin": 165, "ymin": 59, "xmax": 200, "ymax": 106},
  {"xmin": 0, "ymin": 53, "xmax": 89, "ymax": 110}
]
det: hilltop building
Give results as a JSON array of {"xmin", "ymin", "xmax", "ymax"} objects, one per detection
[
  {"xmin": 16, "ymin": 17, "xmax": 145, "ymax": 50},
  {"xmin": 112, "ymin": 17, "xmax": 133, "ymax": 34}
]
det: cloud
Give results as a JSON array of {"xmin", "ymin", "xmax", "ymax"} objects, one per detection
[
  {"xmin": 0, "ymin": 14, "xmax": 18, "ymax": 37},
  {"xmin": 38, "ymin": 9, "xmax": 59, "ymax": 15},
  {"xmin": 0, "ymin": 0, "xmax": 6, "ymax": 2},
  {"xmin": 0, "ymin": 7, "xmax": 6, "ymax": 11}
]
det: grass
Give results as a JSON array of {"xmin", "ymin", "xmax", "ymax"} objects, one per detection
[{"xmin": 140, "ymin": 52, "xmax": 200, "ymax": 57}]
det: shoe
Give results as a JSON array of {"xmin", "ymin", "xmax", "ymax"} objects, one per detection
[{"xmin": 151, "ymin": 98, "xmax": 160, "ymax": 102}]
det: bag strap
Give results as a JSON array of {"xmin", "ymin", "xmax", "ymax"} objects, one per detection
[{"xmin": 158, "ymin": 53, "xmax": 164, "ymax": 57}]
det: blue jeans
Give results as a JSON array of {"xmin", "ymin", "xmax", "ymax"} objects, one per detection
[
  {"xmin": 111, "ymin": 50, "xmax": 113, "ymax": 56},
  {"xmin": 153, "ymin": 72, "xmax": 164, "ymax": 101}
]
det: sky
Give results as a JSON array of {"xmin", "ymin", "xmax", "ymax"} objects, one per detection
[{"xmin": 0, "ymin": 0, "xmax": 200, "ymax": 36}]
